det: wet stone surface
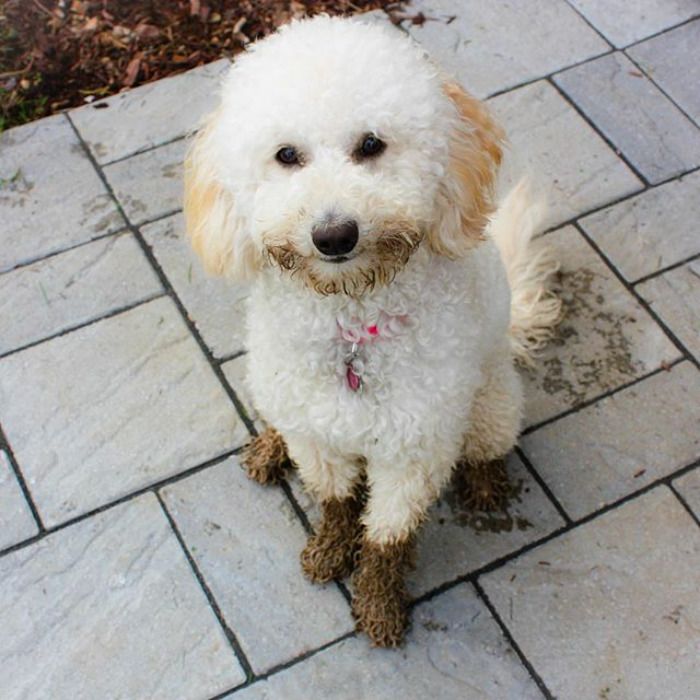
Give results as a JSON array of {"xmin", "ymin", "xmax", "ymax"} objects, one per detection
[
  {"xmin": 160, "ymin": 457, "xmax": 353, "ymax": 674},
  {"xmin": 142, "ymin": 213, "xmax": 250, "ymax": 359},
  {"xmin": 555, "ymin": 52, "xmax": 700, "ymax": 184},
  {"xmin": 0, "ymin": 451, "xmax": 38, "ymax": 551},
  {"xmin": 409, "ymin": 453, "xmax": 565, "ymax": 596},
  {"xmin": 72, "ymin": 59, "xmax": 230, "ymax": 164},
  {"xmin": 580, "ymin": 170, "xmax": 700, "ymax": 283},
  {"xmin": 628, "ymin": 19, "xmax": 700, "ymax": 126},
  {"xmin": 104, "ymin": 138, "xmax": 186, "ymax": 225},
  {"xmin": 0, "ymin": 233, "xmax": 162, "ymax": 356},
  {"xmin": 0, "ymin": 297, "xmax": 247, "ymax": 527},
  {"xmin": 566, "ymin": 0, "xmax": 698, "ymax": 48},
  {"xmin": 523, "ymin": 361, "xmax": 700, "ymax": 519},
  {"xmin": 488, "ymin": 80, "xmax": 642, "ymax": 229},
  {"xmin": 481, "ymin": 488, "xmax": 700, "ymax": 700},
  {"xmin": 521, "ymin": 226, "xmax": 679, "ymax": 426},
  {"xmin": 406, "ymin": 0, "xmax": 607, "ymax": 99},
  {"xmin": 0, "ymin": 114, "xmax": 124, "ymax": 272},
  {"xmin": 636, "ymin": 260, "xmax": 700, "ymax": 362},
  {"xmin": 230, "ymin": 583, "xmax": 542, "ymax": 700},
  {"xmin": 673, "ymin": 467, "xmax": 700, "ymax": 520},
  {"xmin": 0, "ymin": 495, "xmax": 245, "ymax": 700}
]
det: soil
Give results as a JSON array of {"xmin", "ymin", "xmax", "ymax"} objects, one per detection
[{"xmin": 0, "ymin": 0, "xmax": 416, "ymax": 131}]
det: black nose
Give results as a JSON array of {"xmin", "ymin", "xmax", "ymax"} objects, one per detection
[{"xmin": 311, "ymin": 219, "xmax": 359, "ymax": 257}]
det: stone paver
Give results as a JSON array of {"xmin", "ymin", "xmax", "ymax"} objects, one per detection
[
  {"xmin": 636, "ymin": 260, "xmax": 700, "ymax": 361},
  {"xmin": 406, "ymin": 0, "xmax": 607, "ymax": 99},
  {"xmin": 629, "ymin": 19, "xmax": 700, "ymax": 125},
  {"xmin": 0, "ymin": 450, "xmax": 38, "ymax": 551},
  {"xmin": 580, "ymin": 170, "xmax": 700, "ymax": 282},
  {"xmin": 222, "ymin": 354, "xmax": 260, "ymax": 427},
  {"xmin": 673, "ymin": 468, "xmax": 700, "ymax": 520},
  {"xmin": 567, "ymin": 0, "xmax": 699, "ymax": 48},
  {"xmin": 0, "ymin": 297, "xmax": 247, "ymax": 527},
  {"xmin": 161, "ymin": 457, "xmax": 353, "ymax": 674},
  {"xmin": 0, "ymin": 494, "xmax": 245, "ymax": 700},
  {"xmin": 143, "ymin": 214, "xmax": 249, "ymax": 359},
  {"xmin": 488, "ymin": 81, "xmax": 642, "ymax": 228},
  {"xmin": 523, "ymin": 362, "xmax": 700, "ymax": 520},
  {"xmin": 555, "ymin": 52, "xmax": 700, "ymax": 184},
  {"xmin": 521, "ymin": 226, "xmax": 679, "ymax": 426},
  {"xmin": 0, "ymin": 114, "xmax": 124, "ymax": 273},
  {"xmin": 104, "ymin": 138, "xmax": 186, "ymax": 225},
  {"xmin": 481, "ymin": 487, "xmax": 700, "ymax": 700},
  {"xmin": 72, "ymin": 59, "xmax": 229, "ymax": 164},
  {"xmin": 0, "ymin": 233, "xmax": 162, "ymax": 356},
  {"xmin": 411, "ymin": 454, "xmax": 564, "ymax": 596},
  {"xmin": 230, "ymin": 583, "xmax": 542, "ymax": 700}
]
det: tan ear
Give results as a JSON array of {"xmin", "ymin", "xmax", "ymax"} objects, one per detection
[
  {"xmin": 184, "ymin": 111, "xmax": 259, "ymax": 279},
  {"xmin": 428, "ymin": 81, "xmax": 504, "ymax": 258}
]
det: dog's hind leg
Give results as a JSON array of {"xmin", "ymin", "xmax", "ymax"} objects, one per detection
[
  {"xmin": 242, "ymin": 426, "xmax": 291, "ymax": 485},
  {"xmin": 285, "ymin": 435, "xmax": 365, "ymax": 584},
  {"xmin": 457, "ymin": 348, "xmax": 523, "ymax": 511}
]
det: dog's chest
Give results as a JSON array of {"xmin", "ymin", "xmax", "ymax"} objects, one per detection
[{"xmin": 245, "ymin": 247, "xmax": 507, "ymax": 451}]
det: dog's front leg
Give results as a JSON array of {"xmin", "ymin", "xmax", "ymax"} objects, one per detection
[
  {"xmin": 285, "ymin": 435, "xmax": 365, "ymax": 584},
  {"xmin": 352, "ymin": 458, "xmax": 451, "ymax": 647}
]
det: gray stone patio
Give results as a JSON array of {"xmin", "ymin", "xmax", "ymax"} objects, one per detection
[{"xmin": 1, "ymin": 3, "xmax": 698, "ymax": 699}]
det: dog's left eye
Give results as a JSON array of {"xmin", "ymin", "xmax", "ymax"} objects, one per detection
[
  {"xmin": 356, "ymin": 134, "xmax": 386, "ymax": 160},
  {"xmin": 276, "ymin": 146, "xmax": 301, "ymax": 166}
]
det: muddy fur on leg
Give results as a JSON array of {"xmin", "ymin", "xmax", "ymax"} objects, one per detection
[
  {"xmin": 351, "ymin": 536, "xmax": 416, "ymax": 647},
  {"xmin": 452, "ymin": 456, "xmax": 510, "ymax": 512},
  {"xmin": 242, "ymin": 427, "xmax": 290, "ymax": 485},
  {"xmin": 301, "ymin": 484, "xmax": 366, "ymax": 583}
]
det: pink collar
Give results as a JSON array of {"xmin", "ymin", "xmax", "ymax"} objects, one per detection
[
  {"xmin": 337, "ymin": 314, "xmax": 409, "ymax": 392},
  {"xmin": 337, "ymin": 313, "xmax": 408, "ymax": 344}
]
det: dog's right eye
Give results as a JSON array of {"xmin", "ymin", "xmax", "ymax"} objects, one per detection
[{"xmin": 275, "ymin": 146, "xmax": 301, "ymax": 166}]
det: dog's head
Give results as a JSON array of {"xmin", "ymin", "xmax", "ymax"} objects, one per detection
[{"xmin": 185, "ymin": 15, "xmax": 503, "ymax": 296}]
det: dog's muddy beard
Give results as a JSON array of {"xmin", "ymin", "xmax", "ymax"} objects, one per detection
[{"xmin": 266, "ymin": 224, "xmax": 423, "ymax": 297}]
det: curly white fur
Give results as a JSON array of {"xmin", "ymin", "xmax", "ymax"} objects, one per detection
[{"xmin": 184, "ymin": 16, "xmax": 560, "ymax": 546}]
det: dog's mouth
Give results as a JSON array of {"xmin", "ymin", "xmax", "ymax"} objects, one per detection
[
  {"xmin": 319, "ymin": 253, "xmax": 357, "ymax": 265},
  {"xmin": 265, "ymin": 222, "xmax": 422, "ymax": 297}
]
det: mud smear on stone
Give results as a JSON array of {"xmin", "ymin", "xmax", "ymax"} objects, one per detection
[
  {"xmin": 444, "ymin": 471, "xmax": 533, "ymax": 534},
  {"xmin": 0, "ymin": 168, "xmax": 34, "ymax": 196},
  {"xmin": 161, "ymin": 163, "xmax": 181, "ymax": 179},
  {"xmin": 422, "ymin": 619, "xmax": 449, "ymax": 633},
  {"xmin": 70, "ymin": 142, "xmax": 86, "ymax": 156},
  {"xmin": 121, "ymin": 195, "xmax": 147, "ymax": 215},
  {"xmin": 81, "ymin": 194, "xmax": 112, "ymax": 216},
  {"xmin": 536, "ymin": 267, "xmax": 642, "ymax": 408}
]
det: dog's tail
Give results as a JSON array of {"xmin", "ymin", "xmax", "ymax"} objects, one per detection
[{"xmin": 488, "ymin": 179, "xmax": 562, "ymax": 366}]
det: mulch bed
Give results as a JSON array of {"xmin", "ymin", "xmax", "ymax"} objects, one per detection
[{"xmin": 0, "ymin": 0, "xmax": 417, "ymax": 131}]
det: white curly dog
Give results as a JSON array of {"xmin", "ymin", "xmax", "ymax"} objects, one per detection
[{"xmin": 184, "ymin": 15, "xmax": 560, "ymax": 647}]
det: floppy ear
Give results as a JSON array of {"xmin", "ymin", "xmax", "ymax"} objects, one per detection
[
  {"xmin": 184, "ymin": 110, "xmax": 260, "ymax": 279},
  {"xmin": 428, "ymin": 81, "xmax": 505, "ymax": 258}
]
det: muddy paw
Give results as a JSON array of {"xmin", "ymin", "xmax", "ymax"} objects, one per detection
[
  {"xmin": 301, "ymin": 495, "xmax": 364, "ymax": 583},
  {"xmin": 301, "ymin": 533, "xmax": 356, "ymax": 583},
  {"xmin": 351, "ymin": 537, "xmax": 414, "ymax": 648},
  {"xmin": 453, "ymin": 456, "xmax": 511, "ymax": 512},
  {"xmin": 242, "ymin": 428, "xmax": 290, "ymax": 485},
  {"xmin": 352, "ymin": 588, "xmax": 409, "ymax": 648}
]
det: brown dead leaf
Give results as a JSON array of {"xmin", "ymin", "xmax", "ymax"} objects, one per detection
[{"xmin": 123, "ymin": 55, "xmax": 142, "ymax": 87}]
